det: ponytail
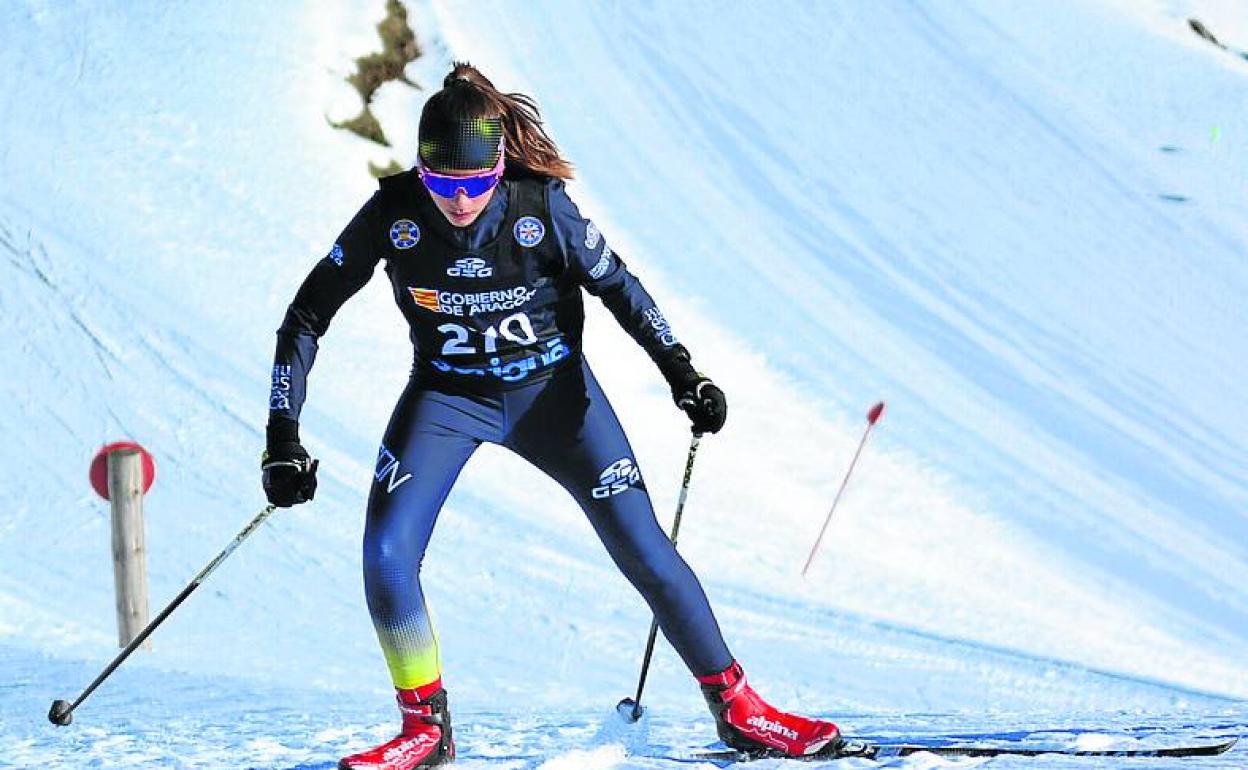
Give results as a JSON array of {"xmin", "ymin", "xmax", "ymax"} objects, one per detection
[{"xmin": 422, "ymin": 62, "xmax": 574, "ymax": 179}]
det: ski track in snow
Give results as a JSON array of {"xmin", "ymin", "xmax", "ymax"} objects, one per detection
[{"xmin": 3, "ymin": 643, "xmax": 1246, "ymax": 769}]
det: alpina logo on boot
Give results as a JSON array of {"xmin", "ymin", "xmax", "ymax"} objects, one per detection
[
  {"xmin": 381, "ymin": 733, "xmax": 438, "ymax": 763},
  {"xmin": 746, "ymin": 715, "xmax": 799, "ymax": 741}
]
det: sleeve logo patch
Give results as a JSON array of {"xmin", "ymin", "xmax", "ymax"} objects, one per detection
[
  {"xmin": 643, "ymin": 306, "xmax": 679, "ymax": 347},
  {"xmin": 588, "ymin": 246, "xmax": 612, "ymax": 280},
  {"xmin": 327, "ymin": 243, "xmax": 345, "ymax": 266},
  {"xmin": 585, "ymin": 221, "xmax": 601, "ymax": 250},
  {"xmin": 269, "ymin": 365, "xmax": 292, "ymax": 411}
]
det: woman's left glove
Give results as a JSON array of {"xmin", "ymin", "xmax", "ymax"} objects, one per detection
[{"xmin": 656, "ymin": 345, "xmax": 727, "ymax": 435}]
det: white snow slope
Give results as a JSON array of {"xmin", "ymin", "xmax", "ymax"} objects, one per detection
[{"xmin": 1, "ymin": 0, "xmax": 1246, "ymax": 767}]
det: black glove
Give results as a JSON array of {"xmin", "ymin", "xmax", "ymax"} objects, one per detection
[
  {"xmin": 656, "ymin": 345, "xmax": 727, "ymax": 435},
  {"xmin": 262, "ymin": 419, "xmax": 318, "ymax": 507}
]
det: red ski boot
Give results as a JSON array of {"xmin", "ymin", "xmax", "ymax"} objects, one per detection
[
  {"xmin": 697, "ymin": 661, "xmax": 841, "ymax": 757},
  {"xmin": 339, "ymin": 684, "xmax": 454, "ymax": 769}
]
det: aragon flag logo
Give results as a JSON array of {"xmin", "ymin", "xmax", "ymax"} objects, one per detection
[{"xmin": 408, "ymin": 287, "xmax": 442, "ymax": 313}]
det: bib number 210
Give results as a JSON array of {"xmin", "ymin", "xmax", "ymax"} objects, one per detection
[{"xmin": 439, "ymin": 313, "xmax": 537, "ymax": 356}]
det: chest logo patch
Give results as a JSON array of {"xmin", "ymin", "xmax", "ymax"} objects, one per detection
[
  {"xmin": 513, "ymin": 216, "xmax": 546, "ymax": 248},
  {"xmin": 448, "ymin": 256, "xmax": 493, "ymax": 278},
  {"xmin": 390, "ymin": 219, "xmax": 421, "ymax": 250},
  {"xmin": 408, "ymin": 285, "xmax": 536, "ymax": 315}
]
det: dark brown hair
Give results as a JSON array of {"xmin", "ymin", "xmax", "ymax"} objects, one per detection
[{"xmin": 422, "ymin": 62, "xmax": 574, "ymax": 180}]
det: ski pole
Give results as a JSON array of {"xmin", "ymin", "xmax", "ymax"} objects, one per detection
[
  {"xmin": 616, "ymin": 430, "xmax": 702, "ymax": 724},
  {"xmin": 801, "ymin": 401, "xmax": 885, "ymax": 577},
  {"xmin": 48, "ymin": 503, "xmax": 279, "ymax": 726}
]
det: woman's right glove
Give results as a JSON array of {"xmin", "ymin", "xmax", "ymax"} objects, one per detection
[
  {"xmin": 261, "ymin": 419, "xmax": 319, "ymax": 507},
  {"xmin": 656, "ymin": 344, "xmax": 728, "ymax": 435}
]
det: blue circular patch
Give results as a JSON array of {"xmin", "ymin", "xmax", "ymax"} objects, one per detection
[
  {"xmin": 513, "ymin": 216, "xmax": 546, "ymax": 248},
  {"xmin": 390, "ymin": 219, "xmax": 421, "ymax": 250}
]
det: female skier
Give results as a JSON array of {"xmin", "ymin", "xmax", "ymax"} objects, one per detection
[{"xmin": 261, "ymin": 63, "xmax": 842, "ymax": 770}]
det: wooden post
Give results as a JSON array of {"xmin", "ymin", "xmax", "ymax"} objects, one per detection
[{"xmin": 108, "ymin": 449, "xmax": 151, "ymax": 650}]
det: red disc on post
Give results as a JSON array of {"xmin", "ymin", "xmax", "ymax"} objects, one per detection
[{"xmin": 90, "ymin": 441, "xmax": 157, "ymax": 500}]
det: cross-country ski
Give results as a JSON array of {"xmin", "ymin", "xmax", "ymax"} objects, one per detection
[{"xmin": 680, "ymin": 736, "xmax": 1239, "ymax": 764}]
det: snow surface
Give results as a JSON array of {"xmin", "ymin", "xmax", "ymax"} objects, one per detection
[{"xmin": 1, "ymin": 0, "xmax": 1246, "ymax": 767}]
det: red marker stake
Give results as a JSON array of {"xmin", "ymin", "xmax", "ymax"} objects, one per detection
[{"xmin": 801, "ymin": 401, "xmax": 885, "ymax": 577}]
